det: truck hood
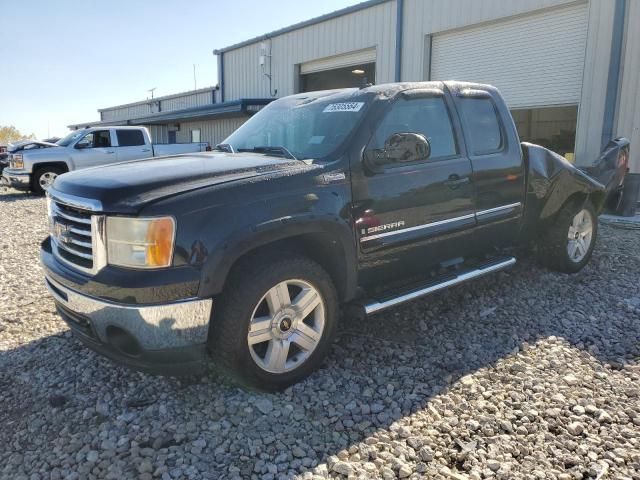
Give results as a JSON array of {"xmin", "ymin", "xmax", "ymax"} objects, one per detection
[
  {"xmin": 51, "ymin": 152, "xmax": 317, "ymax": 213},
  {"xmin": 9, "ymin": 141, "xmax": 59, "ymax": 153}
]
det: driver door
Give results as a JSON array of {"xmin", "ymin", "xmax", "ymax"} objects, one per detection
[
  {"xmin": 351, "ymin": 89, "xmax": 476, "ymax": 290},
  {"xmin": 70, "ymin": 130, "xmax": 116, "ymax": 169}
]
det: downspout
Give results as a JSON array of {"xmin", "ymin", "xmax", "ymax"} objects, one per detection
[
  {"xmin": 394, "ymin": 0, "xmax": 404, "ymax": 82},
  {"xmin": 213, "ymin": 49, "xmax": 225, "ymax": 103},
  {"xmin": 601, "ymin": 0, "xmax": 626, "ymax": 150}
]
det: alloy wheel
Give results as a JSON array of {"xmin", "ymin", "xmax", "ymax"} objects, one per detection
[
  {"xmin": 38, "ymin": 171, "xmax": 58, "ymax": 190},
  {"xmin": 567, "ymin": 208, "xmax": 593, "ymax": 263},
  {"xmin": 247, "ymin": 279, "xmax": 325, "ymax": 374}
]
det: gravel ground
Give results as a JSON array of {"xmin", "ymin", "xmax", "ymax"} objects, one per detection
[{"xmin": 1, "ymin": 193, "xmax": 639, "ymax": 480}]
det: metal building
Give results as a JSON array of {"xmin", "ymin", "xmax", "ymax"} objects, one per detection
[{"xmin": 70, "ymin": 0, "xmax": 639, "ymax": 172}]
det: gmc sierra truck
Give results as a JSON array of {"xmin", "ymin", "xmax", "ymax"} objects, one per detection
[
  {"xmin": 2, "ymin": 126, "xmax": 209, "ymax": 194},
  {"xmin": 40, "ymin": 82, "xmax": 630, "ymax": 391}
]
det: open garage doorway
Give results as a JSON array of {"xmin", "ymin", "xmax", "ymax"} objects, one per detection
[
  {"xmin": 299, "ymin": 48, "xmax": 376, "ymax": 93},
  {"xmin": 511, "ymin": 105, "xmax": 578, "ymax": 160},
  {"xmin": 301, "ymin": 62, "xmax": 375, "ymax": 92}
]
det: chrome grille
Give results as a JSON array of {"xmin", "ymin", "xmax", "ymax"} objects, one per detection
[
  {"xmin": 50, "ymin": 201, "xmax": 95, "ymax": 271},
  {"xmin": 48, "ymin": 192, "xmax": 106, "ymax": 274}
]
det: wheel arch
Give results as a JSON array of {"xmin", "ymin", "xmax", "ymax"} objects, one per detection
[
  {"xmin": 32, "ymin": 162, "xmax": 70, "ymax": 174},
  {"xmin": 198, "ymin": 220, "xmax": 358, "ymax": 303}
]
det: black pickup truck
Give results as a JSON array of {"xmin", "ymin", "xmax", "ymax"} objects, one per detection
[{"xmin": 41, "ymin": 82, "xmax": 630, "ymax": 390}]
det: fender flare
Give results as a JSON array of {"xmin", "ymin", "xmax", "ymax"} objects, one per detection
[{"xmin": 197, "ymin": 215, "xmax": 358, "ymax": 301}]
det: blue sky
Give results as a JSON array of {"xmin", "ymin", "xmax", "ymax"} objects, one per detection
[{"xmin": 0, "ymin": 0, "xmax": 361, "ymax": 139}]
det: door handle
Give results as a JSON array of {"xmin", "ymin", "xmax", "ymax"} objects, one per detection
[
  {"xmin": 444, "ymin": 174, "xmax": 470, "ymax": 189},
  {"xmin": 106, "ymin": 151, "xmax": 115, "ymax": 154},
  {"xmin": 141, "ymin": 148, "xmax": 151, "ymax": 152}
]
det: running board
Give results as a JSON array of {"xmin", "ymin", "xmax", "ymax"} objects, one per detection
[{"xmin": 363, "ymin": 256, "xmax": 516, "ymax": 315}]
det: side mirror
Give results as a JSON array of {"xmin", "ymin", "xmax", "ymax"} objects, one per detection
[
  {"xmin": 367, "ymin": 132, "xmax": 431, "ymax": 170},
  {"xmin": 75, "ymin": 140, "xmax": 90, "ymax": 149}
]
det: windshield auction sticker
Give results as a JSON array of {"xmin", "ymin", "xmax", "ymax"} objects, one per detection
[{"xmin": 323, "ymin": 102, "xmax": 365, "ymax": 113}]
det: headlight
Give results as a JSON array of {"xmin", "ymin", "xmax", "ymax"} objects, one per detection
[
  {"xmin": 12, "ymin": 154, "xmax": 23, "ymax": 169},
  {"xmin": 106, "ymin": 216, "xmax": 175, "ymax": 268}
]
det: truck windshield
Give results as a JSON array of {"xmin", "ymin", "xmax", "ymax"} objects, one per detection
[
  {"xmin": 223, "ymin": 92, "xmax": 370, "ymax": 160},
  {"xmin": 56, "ymin": 130, "xmax": 85, "ymax": 147}
]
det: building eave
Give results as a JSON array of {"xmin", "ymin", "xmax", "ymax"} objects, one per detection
[{"xmin": 67, "ymin": 98, "xmax": 273, "ymax": 129}]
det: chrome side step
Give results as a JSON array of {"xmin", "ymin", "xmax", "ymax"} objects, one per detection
[{"xmin": 364, "ymin": 257, "xmax": 516, "ymax": 315}]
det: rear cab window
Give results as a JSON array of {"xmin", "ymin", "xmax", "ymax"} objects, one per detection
[
  {"xmin": 116, "ymin": 129, "xmax": 145, "ymax": 147},
  {"xmin": 457, "ymin": 95, "xmax": 505, "ymax": 155}
]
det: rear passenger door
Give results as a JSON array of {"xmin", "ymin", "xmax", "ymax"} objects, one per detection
[
  {"xmin": 351, "ymin": 88, "xmax": 476, "ymax": 290},
  {"xmin": 450, "ymin": 87, "xmax": 526, "ymax": 246},
  {"xmin": 115, "ymin": 129, "xmax": 151, "ymax": 162}
]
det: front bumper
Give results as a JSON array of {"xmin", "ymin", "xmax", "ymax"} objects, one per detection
[
  {"xmin": 44, "ymin": 273, "xmax": 213, "ymax": 376},
  {"xmin": 2, "ymin": 168, "xmax": 31, "ymax": 190}
]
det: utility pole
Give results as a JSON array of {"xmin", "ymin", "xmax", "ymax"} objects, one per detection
[{"xmin": 148, "ymin": 87, "xmax": 156, "ymax": 99}]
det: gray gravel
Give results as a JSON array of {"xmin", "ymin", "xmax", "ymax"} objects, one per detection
[{"xmin": 1, "ymin": 193, "xmax": 639, "ymax": 480}]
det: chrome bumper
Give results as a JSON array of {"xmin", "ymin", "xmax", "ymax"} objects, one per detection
[
  {"xmin": 2, "ymin": 169, "xmax": 31, "ymax": 188},
  {"xmin": 44, "ymin": 274, "xmax": 212, "ymax": 350}
]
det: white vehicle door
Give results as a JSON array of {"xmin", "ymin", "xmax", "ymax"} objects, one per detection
[
  {"xmin": 69, "ymin": 130, "xmax": 117, "ymax": 169},
  {"xmin": 115, "ymin": 129, "xmax": 151, "ymax": 162}
]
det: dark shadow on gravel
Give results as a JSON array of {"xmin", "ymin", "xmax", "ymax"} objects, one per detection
[
  {"xmin": 0, "ymin": 191, "xmax": 39, "ymax": 203},
  {"xmin": 1, "ymin": 226, "xmax": 638, "ymax": 478}
]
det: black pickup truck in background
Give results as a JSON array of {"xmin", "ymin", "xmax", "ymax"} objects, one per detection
[{"xmin": 40, "ymin": 81, "xmax": 630, "ymax": 390}]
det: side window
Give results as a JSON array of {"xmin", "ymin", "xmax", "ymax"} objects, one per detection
[
  {"xmin": 78, "ymin": 130, "xmax": 111, "ymax": 148},
  {"xmin": 369, "ymin": 96, "xmax": 457, "ymax": 161},
  {"xmin": 458, "ymin": 97, "xmax": 504, "ymax": 155},
  {"xmin": 116, "ymin": 129, "xmax": 145, "ymax": 147},
  {"xmin": 191, "ymin": 129, "xmax": 201, "ymax": 143}
]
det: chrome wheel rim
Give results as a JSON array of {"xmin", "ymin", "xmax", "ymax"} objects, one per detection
[
  {"xmin": 39, "ymin": 171, "xmax": 58, "ymax": 190},
  {"xmin": 247, "ymin": 279, "xmax": 325, "ymax": 374},
  {"xmin": 567, "ymin": 208, "xmax": 593, "ymax": 263}
]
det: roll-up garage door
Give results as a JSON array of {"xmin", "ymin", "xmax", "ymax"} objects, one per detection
[
  {"xmin": 431, "ymin": 3, "xmax": 588, "ymax": 108},
  {"xmin": 301, "ymin": 47, "xmax": 376, "ymax": 74}
]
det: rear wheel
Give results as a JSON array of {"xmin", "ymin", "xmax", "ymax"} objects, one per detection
[
  {"xmin": 538, "ymin": 200, "xmax": 597, "ymax": 273},
  {"xmin": 32, "ymin": 167, "xmax": 64, "ymax": 195},
  {"xmin": 209, "ymin": 253, "xmax": 338, "ymax": 391}
]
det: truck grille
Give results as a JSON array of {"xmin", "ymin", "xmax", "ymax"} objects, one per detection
[{"xmin": 50, "ymin": 200, "xmax": 96, "ymax": 272}]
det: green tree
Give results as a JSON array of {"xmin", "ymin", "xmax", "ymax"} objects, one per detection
[{"xmin": 0, "ymin": 125, "xmax": 35, "ymax": 145}]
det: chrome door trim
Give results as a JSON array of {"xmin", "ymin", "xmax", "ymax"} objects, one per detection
[
  {"xmin": 360, "ymin": 213, "xmax": 476, "ymax": 243},
  {"xmin": 358, "ymin": 202, "xmax": 522, "ymax": 244},
  {"xmin": 476, "ymin": 202, "xmax": 522, "ymax": 217}
]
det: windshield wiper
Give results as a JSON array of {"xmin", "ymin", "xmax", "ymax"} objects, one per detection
[
  {"xmin": 237, "ymin": 145, "xmax": 299, "ymax": 161},
  {"xmin": 215, "ymin": 143, "xmax": 235, "ymax": 153}
]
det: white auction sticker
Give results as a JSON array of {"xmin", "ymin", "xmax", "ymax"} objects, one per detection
[{"xmin": 323, "ymin": 102, "xmax": 365, "ymax": 113}]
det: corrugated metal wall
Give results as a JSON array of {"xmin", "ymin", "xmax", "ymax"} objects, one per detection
[
  {"xmin": 101, "ymin": 89, "xmax": 217, "ymax": 122},
  {"xmin": 574, "ymin": 0, "xmax": 616, "ymax": 167},
  {"xmin": 146, "ymin": 125, "xmax": 169, "ymax": 144},
  {"xmin": 102, "ymin": 104, "xmax": 155, "ymax": 122},
  {"xmin": 222, "ymin": 0, "xmax": 397, "ymax": 99},
  {"xmin": 161, "ymin": 90, "xmax": 214, "ymax": 111},
  {"xmin": 175, "ymin": 118, "xmax": 247, "ymax": 146},
  {"xmin": 615, "ymin": 0, "xmax": 640, "ymax": 173}
]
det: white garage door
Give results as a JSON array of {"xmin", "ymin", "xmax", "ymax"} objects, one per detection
[{"xmin": 431, "ymin": 3, "xmax": 588, "ymax": 108}]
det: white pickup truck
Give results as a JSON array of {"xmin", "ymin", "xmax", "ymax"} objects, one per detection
[{"xmin": 2, "ymin": 126, "xmax": 209, "ymax": 194}]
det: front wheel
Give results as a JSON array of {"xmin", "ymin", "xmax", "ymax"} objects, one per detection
[
  {"xmin": 538, "ymin": 200, "xmax": 598, "ymax": 273},
  {"xmin": 32, "ymin": 167, "xmax": 64, "ymax": 195},
  {"xmin": 209, "ymin": 253, "xmax": 338, "ymax": 391}
]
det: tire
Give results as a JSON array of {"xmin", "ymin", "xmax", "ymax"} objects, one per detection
[
  {"xmin": 537, "ymin": 200, "xmax": 598, "ymax": 273},
  {"xmin": 208, "ymin": 253, "xmax": 338, "ymax": 391},
  {"xmin": 32, "ymin": 167, "xmax": 64, "ymax": 195}
]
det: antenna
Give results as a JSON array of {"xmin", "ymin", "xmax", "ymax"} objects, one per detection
[
  {"xmin": 193, "ymin": 64, "xmax": 197, "ymax": 90},
  {"xmin": 148, "ymin": 87, "xmax": 157, "ymax": 99}
]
